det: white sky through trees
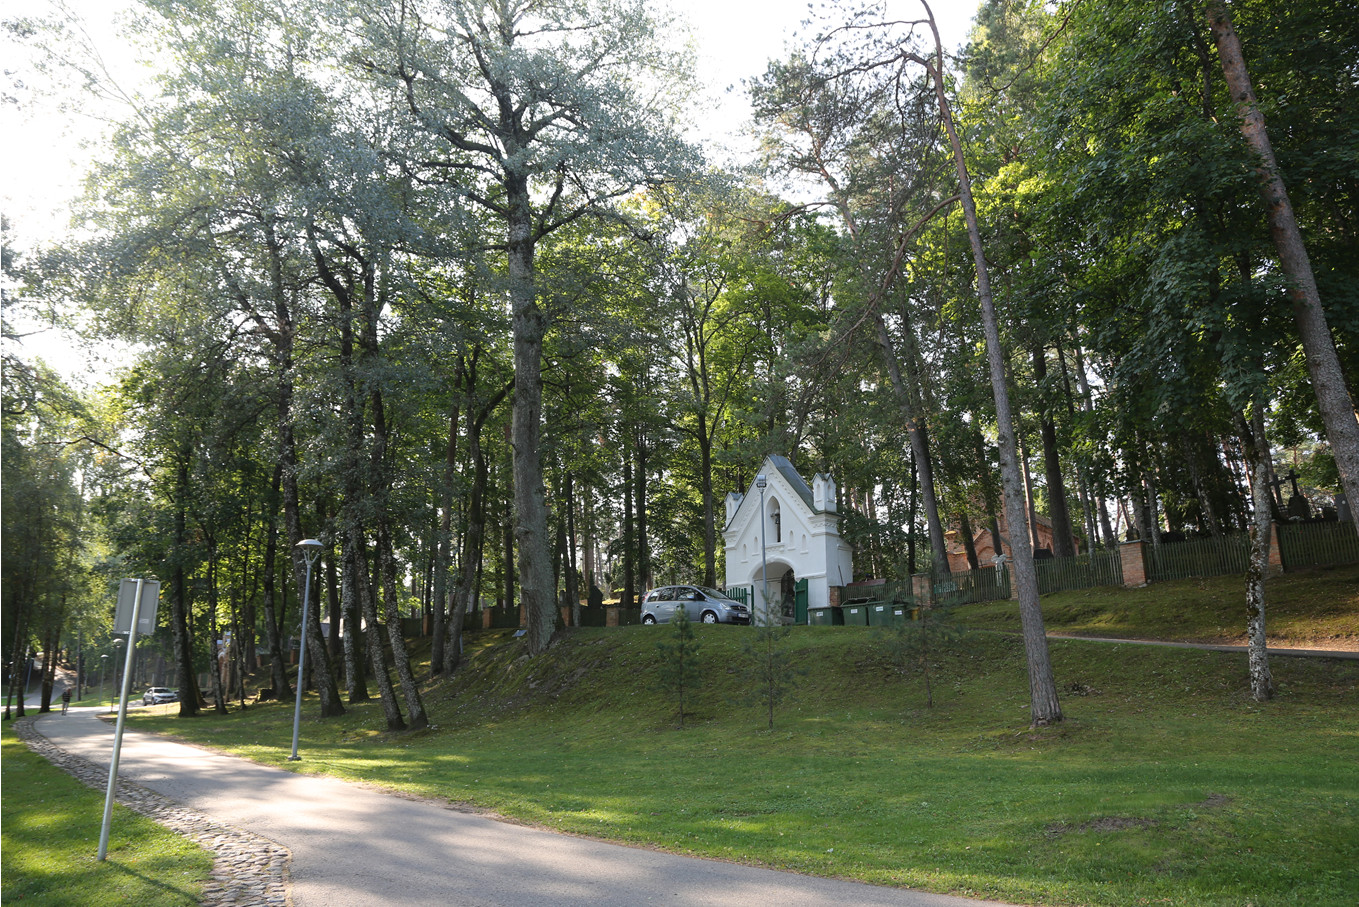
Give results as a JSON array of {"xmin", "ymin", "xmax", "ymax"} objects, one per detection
[{"xmin": 2, "ymin": 0, "xmax": 977, "ymax": 379}]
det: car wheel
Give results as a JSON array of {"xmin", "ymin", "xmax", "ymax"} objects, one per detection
[
  {"xmin": 701, "ymin": 611, "xmax": 718, "ymax": 624},
  {"xmin": 642, "ymin": 615, "xmax": 657, "ymax": 625}
]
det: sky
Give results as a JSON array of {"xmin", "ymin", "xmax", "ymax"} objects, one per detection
[{"xmin": 2, "ymin": 0, "xmax": 980, "ymax": 381}]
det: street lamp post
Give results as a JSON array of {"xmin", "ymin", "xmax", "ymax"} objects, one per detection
[
  {"xmin": 100, "ymin": 654, "xmax": 108, "ymax": 712},
  {"xmin": 289, "ymin": 539, "xmax": 324, "ymax": 761},
  {"xmin": 756, "ymin": 474, "xmax": 768, "ymax": 626}
]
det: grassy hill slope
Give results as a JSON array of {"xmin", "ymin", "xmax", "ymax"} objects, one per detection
[{"xmin": 133, "ymin": 595, "xmax": 1359, "ymax": 907}]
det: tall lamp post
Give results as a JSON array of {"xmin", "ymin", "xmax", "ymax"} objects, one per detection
[
  {"xmin": 756, "ymin": 474, "xmax": 768, "ymax": 626},
  {"xmin": 289, "ymin": 539, "xmax": 324, "ymax": 761}
]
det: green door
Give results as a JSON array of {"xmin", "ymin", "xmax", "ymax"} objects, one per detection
[{"xmin": 794, "ymin": 578, "xmax": 809, "ymax": 624}]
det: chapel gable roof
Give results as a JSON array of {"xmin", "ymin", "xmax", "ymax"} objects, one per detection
[{"xmin": 766, "ymin": 454, "xmax": 815, "ymax": 511}]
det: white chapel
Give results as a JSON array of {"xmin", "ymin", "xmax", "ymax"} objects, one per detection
[{"xmin": 722, "ymin": 455, "xmax": 855, "ymax": 623}]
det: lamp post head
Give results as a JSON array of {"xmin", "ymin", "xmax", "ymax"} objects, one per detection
[
  {"xmin": 756, "ymin": 474, "xmax": 766, "ymax": 489},
  {"xmin": 296, "ymin": 538, "xmax": 324, "ymax": 566}
]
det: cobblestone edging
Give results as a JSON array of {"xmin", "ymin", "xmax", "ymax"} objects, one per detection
[{"xmin": 15, "ymin": 716, "xmax": 292, "ymax": 907}]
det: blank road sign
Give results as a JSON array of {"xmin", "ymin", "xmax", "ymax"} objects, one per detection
[{"xmin": 114, "ymin": 579, "xmax": 161, "ymax": 636}]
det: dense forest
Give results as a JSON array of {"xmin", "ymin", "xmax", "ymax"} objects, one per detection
[{"xmin": 4, "ymin": 0, "xmax": 1356, "ymax": 725}]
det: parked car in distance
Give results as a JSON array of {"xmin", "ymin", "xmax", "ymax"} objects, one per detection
[
  {"xmin": 642, "ymin": 585, "xmax": 751, "ymax": 625},
  {"xmin": 142, "ymin": 687, "xmax": 179, "ymax": 705}
]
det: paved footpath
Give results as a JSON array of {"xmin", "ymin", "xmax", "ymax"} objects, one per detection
[{"xmin": 30, "ymin": 708, "xmax": 1010, "ymax": 907}]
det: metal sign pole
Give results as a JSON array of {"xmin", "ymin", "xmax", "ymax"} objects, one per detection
[{"xmin": 98, "ymin": 578, "xmax": 142, "ymax": 861}]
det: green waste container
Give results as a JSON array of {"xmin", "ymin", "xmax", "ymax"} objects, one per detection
[
  {"xmin": 888, "ymin": 603, "xmax": 920, "ymax": 624},
  {"xmin": 866, "ymin": 601, "xmax": 896, "ymax": 627},
  {"xmin": 808, "ymin": 606, "xmax": 844, "ymax": 626},
  {"xmin": 842, "ymin": 603, "xmax": 870, "ymax": 626}
]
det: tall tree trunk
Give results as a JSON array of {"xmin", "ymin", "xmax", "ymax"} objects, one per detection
[
  {"xmin": 1208, "ymin": 0, "xmax": 1359, "ymax": 531},
  {"xmin": 1143, "ymin": 472, "xmax": 1164, "ymax": 547},
  {"xmin": 1241, "ymin": 409, "xmax": 1275, "ymax": 701},
  {"xmin": 919, "ymin": 7, "xmax": 1060, "ymax": 724},
  {"xmin": 636, "ymin": 427, "xmax": 651, "ymax": 593},
  {"xmin": 430, "ymin": 395, "xmax": 460, "ymax": 676},
  {"xmin": 275, "ymin": 346, "xmax": 344, "ymax": 718},
  {"xmin": 446, "ymin": 396, "xmax": 497, "ymax": 674},
  {"xmin": 874, "ymin": 314, "xmax": 951, "ymax": 578},
  {"xmin": 1187, "ymin": 447, "xmax": 1225, "ymax": 538},
  {"xmin": 1018, "ymin": 427, "xmax": 1040, "ymax": 551},
  {"xmin": 40, "ymin": 623, "xmax": 58, "ymax": 713},
  {"xmin": 504, "ymin": 177, "xmax": 555, "ymax": 654},
  {"xmin": 621, "ymin": 447, "xmax": 635, "ymax": 609},
  {"xmin": 958, "ymin": 510, "xmax": 979, "ymax": 570},
  {"xmin": 1056, "ymin": 343, "xmax": 1099, "ymax": 549},
  {"xmin": 5, "ymin": 612, "xmax": 28, "ymax": 719},
  {"xmin": 379, "ymin": 521, "xmax": 429, "ymax": 730},
  {"xmin": 1032, "ymin": 347, "xmax": 1076, "ymax": 556},
  {"xmin": 566, "ymin": 472, "xmax": 580, "ymax": 625},
  {"xmin": 340, "ymin": 528, "xmax": 370, "ymax": 703},
  {"xmin": 171, "ymin": 450, "xmax": 202, "ymax": 716},
  {"xmin": 358, "ymin": 534, "xmax": 405, "ymax": 731},
  {"xmin": 206, "ymin": 545, "xmax": 227, "ymax": 714},
  {"xmin": 241, "ymin": 498, "xmax": 259, "ymax": 672},
  {"xmin": 1072, "ymin": 343, "xmax": 1117, "ymax": 544},
  {"xmin": 261, "ymin": 464, "xmax": 292, "ymax": 702},
  {"xmin": 698, "ymin": 433, "xmax": 718, "ymax": 588}
]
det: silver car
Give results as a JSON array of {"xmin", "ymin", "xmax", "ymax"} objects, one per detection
[
  {"xmin": 641, "ymin": 585, "xmax": 751, "ymax": 625},
  {"xmin": 142, "ymin": 687, "xmax": 179, "ymax": 705}
]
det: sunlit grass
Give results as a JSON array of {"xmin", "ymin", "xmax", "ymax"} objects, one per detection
[{"xmin": 1, "ymin": 724, "xmax": 211, "ymax": 906}]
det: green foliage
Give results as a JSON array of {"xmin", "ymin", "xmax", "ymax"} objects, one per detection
[{"xmin": 653, "ymin": 604, "xmax": 701, "ymax": 727}]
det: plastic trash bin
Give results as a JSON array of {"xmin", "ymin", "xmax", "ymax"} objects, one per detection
[{"xmin": 866, "ymin": 601, "xmax": 896, "ymax": 627}]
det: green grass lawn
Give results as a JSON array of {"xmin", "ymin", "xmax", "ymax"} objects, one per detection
[
  {"xmin": 1, "ymin": 723, "xmax": 212, "ymax": 906},
  {"xmin": 124, "ymin": 614, "xmax": 1359, "ymax": 907}
]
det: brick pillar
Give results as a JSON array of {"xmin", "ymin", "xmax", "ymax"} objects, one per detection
[
  {"xmin": 911, "ymin": 573, "xmax": 931, "ymax": 604},
  {"xmin": 605, "ymin": 606, "xmax": 620, "ymax": 628},
  {"xmin": 482, "ymin": 608, "xmax": 493, "ymax": 630},
  {"xmin": 1120, "ymin": 539, "xmax": 1148, "ymax": 587},
  {"xmin": 1268, "ymin": 522, "xmax": 1284, "ymax": 575},
  {"xmin": 828, "ymin": 585, "xmax": 843, "ymax": 608}
]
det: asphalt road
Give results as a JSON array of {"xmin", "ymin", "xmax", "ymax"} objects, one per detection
[{"xmin": 33, "ymin": 708, "xmax": 1009, "ymax": 907}]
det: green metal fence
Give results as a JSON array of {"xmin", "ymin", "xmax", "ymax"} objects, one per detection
[
  {"xmin": 1278, "ymin": 521, "xmax": 1359, "ymax": 569},
  {"xmin": 1033, "ymin": 548, "xmax": 1124, "ymax": 594},
  {"xmin": 726, "ymin": 585, "xmax": 753, "ymax": 607},
  {"xmin": 1145, "ymin": 534, "xmax": 1251, "ymax": 583}
]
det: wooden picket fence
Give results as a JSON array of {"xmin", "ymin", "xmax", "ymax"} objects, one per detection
[
  {"xmin": 1145, "ymin": 534, "xmax": 1252, "ymax": 583},
  {"xmin": 1034, "ymin": 548, "xmax": 1125, "ymax": 594},
  {"xmin": 911, "ymin": 521, "xmax": 1358, "ymax": 607},
  {"xmin": 1278, "ymin": 521, "xmax": 1359, "ymax": 569},
  {"xmin": 930, "ymin": 567, "xmax": 1009, "ymax": 605}
]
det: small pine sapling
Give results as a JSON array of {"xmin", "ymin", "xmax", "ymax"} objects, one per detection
[
  {"xmin": 879, "ymin": 592, "xmax": 967, "ymax": 709},
  {"xmin": 654, "ymin": 605, "xmax": 702, "ymax": 728},
  {"xmin": 741, "ymin": 609, "xmax": 801, "ymax": 730}
]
